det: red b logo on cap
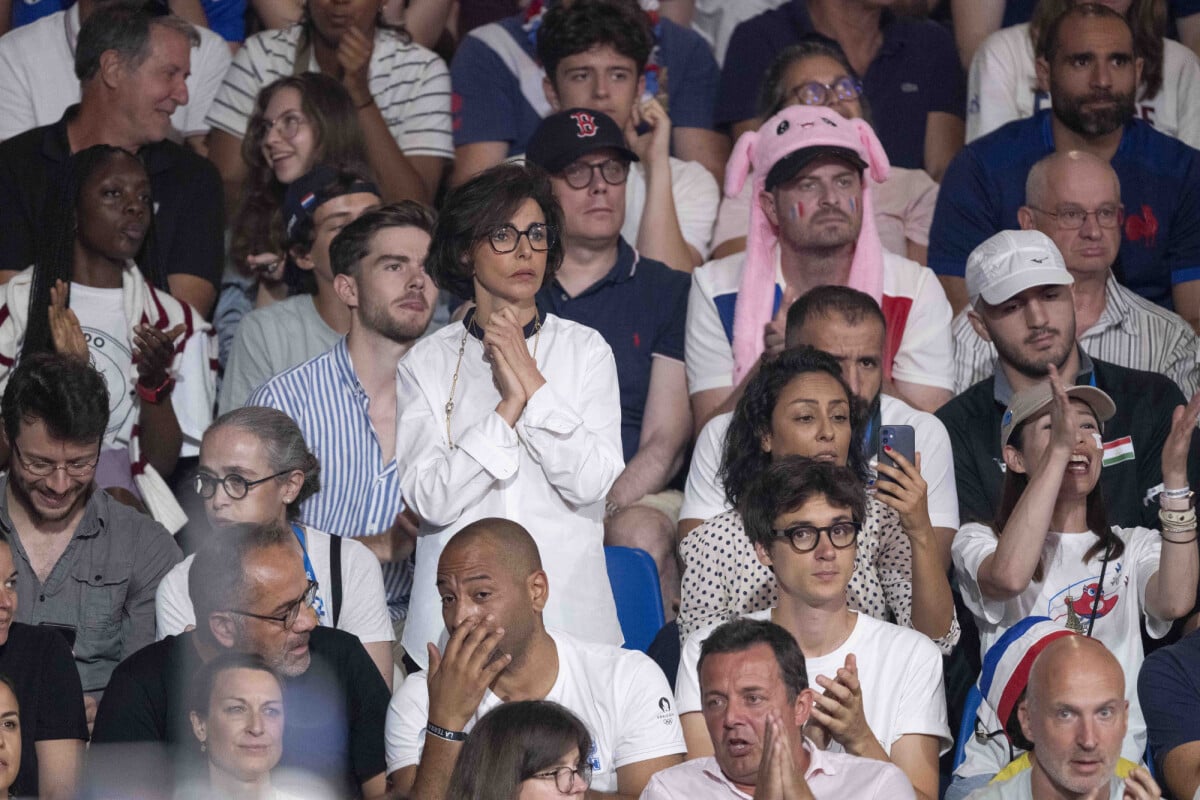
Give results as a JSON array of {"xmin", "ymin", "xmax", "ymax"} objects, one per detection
[{"xmin": 571, "ymin": 112, "xmax": 598, "ymax": 138}]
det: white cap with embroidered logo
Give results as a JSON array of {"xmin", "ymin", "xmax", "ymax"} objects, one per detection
[{"xmin": 966, "ymin": 229, "xmax": 1073, "ymax": 306}]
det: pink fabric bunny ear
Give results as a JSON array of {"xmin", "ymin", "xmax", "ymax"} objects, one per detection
[
  {"xmin": 724, "ymin": 129, "xmax": 759, "ymax": 198},
  {"xmin": 729, "ymin": 107, "xmax": 891, "ymax": 384},
  {"xmin": 851, "ymin": 118, "xmax": 891, "ymax": 184}
]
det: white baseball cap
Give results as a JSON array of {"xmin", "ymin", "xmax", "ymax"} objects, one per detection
[{"xmin": 966, "ymin": 229, "xmax": 1073, "ymax": 306}]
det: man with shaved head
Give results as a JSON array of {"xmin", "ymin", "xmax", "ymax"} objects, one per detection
[
  {"xmin": 952, "ymin": 150, "xmax": 1200, "ymax": 396},
  {"xmin": 968, "ymin": 636, "xmax": 1161, "ymax": 799},
  {"xmin": 384, "ymin": 518, "xmax": 685, "ymax": 800}
]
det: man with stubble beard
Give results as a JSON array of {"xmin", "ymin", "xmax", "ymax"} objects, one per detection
[
  {"xmin": 929, "ymin": 3, "xmax": 1200, "ymax": 329},
  {"xmin": 936, "ymin": 228, "xmax": 1200, "ymax": 532}
]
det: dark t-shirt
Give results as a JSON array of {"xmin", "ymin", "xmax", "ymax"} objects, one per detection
[
  {"xmin": 0, "ymin": 622, "xmax": 88, "ymax": 798},
  {"xmin": 0, "ymin": 106, "xmax": 224, "ymax": 294},
  {"xmin": 91, "ymin": 628, "xmax": 389, "ymax": 797},
  {"xmin": 717, "ymin": 0, "xmax": 965, "ymax": 170},
  {"xmin": 935, "ymin": 354, "xmax": 1200, "ymax": 531},
  {"xmin": 1139, "ymin": 627, "xmax": 1200, "ymax": 773},
  {"xmin": 536, "ymin": 239, "xmax": 689, "ymax": 463}
]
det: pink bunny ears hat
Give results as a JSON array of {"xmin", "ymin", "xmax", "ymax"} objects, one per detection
[{"xmin": 726, "ymin": 106, "xmax": 890, "ymax": 384}]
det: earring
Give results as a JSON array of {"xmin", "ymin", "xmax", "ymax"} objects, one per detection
[{"xmin": 200, "ymin": 740, "xmax": 207, "ymax": 753}]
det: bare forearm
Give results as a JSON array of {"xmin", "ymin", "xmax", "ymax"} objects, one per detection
[
  {"xmin": 608, "ymin": 438, "xmax": 687, "ymax": 508},
  {"xmin": 906, "ymin": 528, "xmax": 955, "ymax": 640},
  {"xmin": 137, "ymin": 398, "xmax": 183, "ymax": 477},
  {"xmin": 983, "ymin": 452, "xmax": 1068, "ymax": 596},
  {"xmin": 637, "ymin": 163, "xmax": 698, "ymax": 272},
  {"xmin": 1148, "ymin": 536, "xmax": 1200, "ymax": 620},
  {"xmin": 357, "ymin": 103, "xmax": 433, "ymax": 204},
  {"xmin": 410, "ymin": 739, "xmax": 462, "ymax": 800}
]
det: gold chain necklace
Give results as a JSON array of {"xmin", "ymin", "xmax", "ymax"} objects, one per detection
[{"xmin": 445, "ymin": 311, "xmax": 542, "ymax": 448}]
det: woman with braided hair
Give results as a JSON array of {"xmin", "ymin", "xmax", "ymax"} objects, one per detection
[{"xmin": 0, "ymin": 144, "xmax": 215, "ymax": 529}]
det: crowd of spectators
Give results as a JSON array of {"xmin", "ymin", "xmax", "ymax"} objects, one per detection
[{"xmin": 3, "ymin": 0, "xmax": 1200, "ymax": 798}]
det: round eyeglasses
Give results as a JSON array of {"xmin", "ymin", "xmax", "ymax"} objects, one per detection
[
  {"xmin": 529, "ymin": 765, "xmax": 593, "ymax": 793},
  {"xmin": 771, "ymin": 522, "xmax": 861, "ymax": 553},
  {"xmin": 230, "ymin": 579, "xmax": 319, "ymax": 630},
  {"xmin": 194, "ymin": 470, "xmax": 292, "ymax": 500},
  {"xmin": 256, "ymin": 111, "xmax": 308, "ymax": 142},
  {"xmin": 1027, "ymin": 204, "xmax": 1124, "ymax": 230},
  {"xmin": 483, "ymin": 223, "xmax": 553, "ymax": 254},
  {"xmin": 560, "ymin": 158, "xmax": 630, "ymax": 190},
  {"xmin": 790, "ymin": 77, "xmax": 864, "ymax": 108}
]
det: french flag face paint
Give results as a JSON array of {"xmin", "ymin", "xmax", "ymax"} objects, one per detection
[
  {"xmin": 790, "ymin": 202, "xmax": 804, "ymax": 221},
  {"xmin": 848, "ymin": 197, "xmax": 856, "ymax": 214}
]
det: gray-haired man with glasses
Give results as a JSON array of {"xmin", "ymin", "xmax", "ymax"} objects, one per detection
[
  {"xmin": 0, "ymin": 353, "xmax": 181, "ymax": 730},
  {"xmin": 527, "ymin": 108, "xmax": 693, "ymax": 622},
  {"xmin": 951, "ymin": 150, "xmax": 1200, "ymax": 397},
  {"xmin": 92, "ymin": 520, "xmax": 390, "ymax": 799}
]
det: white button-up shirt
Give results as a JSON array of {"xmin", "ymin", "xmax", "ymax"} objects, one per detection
[{"xmin": 396, "ymin": 313, "xmax": 625, "ymax": 665}]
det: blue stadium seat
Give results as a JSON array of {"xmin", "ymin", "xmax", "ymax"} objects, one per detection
[{"xmin": 604, "ymin": 546, "xmax": 665, "ymax": 653}]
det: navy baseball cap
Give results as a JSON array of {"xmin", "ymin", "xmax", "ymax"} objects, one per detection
[
  {"xmin": 283, "ymin": 165, "xmax": 380, "ymax": 244},
  {"xmin": 525, "ymin": 108, "xmax": 639, "ymax": 174}
]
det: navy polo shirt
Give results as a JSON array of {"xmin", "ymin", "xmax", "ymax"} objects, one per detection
[
  {"xmin": 716, "ymin": 0, "xmax": 965, "ymax": 170},
  {"xmin": 928, "ymin": 110, "xmax": 1200, "ymax": 309},
  {"xmin": 449, "ymin": 12, "xmax": 719, "ymax": 155},
  {"xmin": 537, "ymin": 239, "xmax": 689, "ymax": 463}
]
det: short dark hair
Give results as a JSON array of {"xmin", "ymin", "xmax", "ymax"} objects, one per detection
[
  {"xmin": 76, "ymin": 2, "xmax": 199, "ymax": 82},
  {"xmin": 739, "ymin": 456, "xmax": 867, "ymax": 551},
  {"xmin": 785, "ymin": 285, "xmax": 887, "ymax": 345},
  {"xmin": 188, "ymin": 652, "xmax": 282, "ymax": 717},
  {"xmin": 1038, "ymin": 2, "xmax": 1132, "ymax": 65},
  {"xmin": 697, "ymin": 618, "xmax": 808, "ymax": 702},
  {"xmin": 329, "ymin": 201, "xmax": 437, "ymax": 278},
  {"xmin": 446, "ymin": 701, "xmax": 593, "ymax": 800},
  {"xmin": 720, "ymin": 347, "xmax": 867, "ymax": 507},
  {"xmin": 537, "ymin": 0, "xmax": 652, "ymax": 82},
  {"xmin": 2, "ymin": 354, "xmax": 110, "ymax": 447},
  {"xmin": 426, "ymin": 163, "xmax": 564, "ymax": 301},
  {"xmin": 189, "ymin": 522, "xmax": 295, "ymax": 635}
]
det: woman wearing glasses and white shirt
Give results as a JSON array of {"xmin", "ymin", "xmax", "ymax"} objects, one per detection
[
  {"xmin": 153, "ymin": 406, "xmax": 395, "ymax": 689},
  {"xmin": 395, "ymin": 163, "xmax": 624, "ymax": 667}
]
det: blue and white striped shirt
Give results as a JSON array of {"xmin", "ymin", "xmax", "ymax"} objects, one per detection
[{"xmin": 248, "ymin": 337, "xmax": 411, "ymax": 619}]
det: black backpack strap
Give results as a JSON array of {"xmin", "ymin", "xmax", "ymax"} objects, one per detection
[{"xmin": 331, "ymin": 534, "xmax": 343, "ymax": 628}]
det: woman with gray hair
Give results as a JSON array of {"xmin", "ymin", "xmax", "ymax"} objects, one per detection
[{"xmin": 152, "ymin": 406, "xmax": 395, "ymax": 689}]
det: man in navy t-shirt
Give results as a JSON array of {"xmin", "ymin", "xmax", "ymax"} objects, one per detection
[
  {"xmin": 717, "ymin": 0, "xmax": 965, "ymax": 178},
  {"xmin": 929, "ymin": 3, "xmax": 1200, "ymax": 328},
  {"xmin": 447, "ymin": 0, "xmax": 724, "ymax": 184},
  {"xmin": 528, "ymin": 108, "xmax": 690, "ymax": 617}
]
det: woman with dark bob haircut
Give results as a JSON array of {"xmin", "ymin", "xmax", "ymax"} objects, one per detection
[
  {"xmin": 396, "ymin": 162, "xmax": 624, "ymax": 665},
  {"xmin": 677, "ymin": 347, "xmax": 958, "ymax": 657},
  {"xmin": 445, "ymin": 701, "xmax": 593, "ymax": 799}
]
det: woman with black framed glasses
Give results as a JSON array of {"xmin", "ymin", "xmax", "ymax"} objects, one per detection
[
  {"xmin": 395, "ymin": 162, "xmax": 624, "ymax": 667},
  {"xmin": 152, "ymin": 406, "xmax": 395, "ymax": 689},
  {"xmin": 445, "ymin": 700, "xmax": 592, "ymax": 799}
]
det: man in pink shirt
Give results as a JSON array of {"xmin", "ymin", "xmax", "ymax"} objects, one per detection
[{"xmin": 640, "ymin": 617, "xmax": 914, "ymax": 800}]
